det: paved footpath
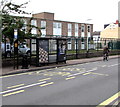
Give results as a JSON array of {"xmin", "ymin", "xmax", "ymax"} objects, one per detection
[{"xmin": 1, "ymin": 55, "xmax": 119, "ymax": 76}]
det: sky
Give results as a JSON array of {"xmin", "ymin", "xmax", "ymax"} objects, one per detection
[{"xmin": 9, "ymin": 0, "xmax": 120, "ymax": 31}]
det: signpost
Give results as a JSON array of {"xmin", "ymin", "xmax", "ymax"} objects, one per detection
[{"xmin": 14, "ymin": 29, "xmax": 18, "ymax": 69}]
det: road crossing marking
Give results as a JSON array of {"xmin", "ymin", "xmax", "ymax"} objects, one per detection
[
  {"xmin": 3, "ymin": 90, "xmax": 25, "ymax": 97},
  {"xmin": 7, "ymin": 84, "xmax": 25, "ymax": 89},
  {"xmin": 65, "ymin": 76, "xmax": 75, "ymax": 80},
  {"xmin": 40, "ymin": 82, "xmax": 54, "ymax": 87},
  {"xmin": 97, "ymin": 91, "xmax": 120, "ymax": 107}
]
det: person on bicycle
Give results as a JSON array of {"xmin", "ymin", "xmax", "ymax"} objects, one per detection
[{"xmin": 103, "ymin": 45, "xmax": 110, "ymax": 61}]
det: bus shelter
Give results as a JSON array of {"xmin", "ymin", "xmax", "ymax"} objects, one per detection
[{"xmin": 30, "ymin": 37, "xmax": 67, "ymax": 66}]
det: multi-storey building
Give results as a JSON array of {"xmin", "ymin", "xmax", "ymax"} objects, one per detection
[{"xmin": 23, "ymin": 12, "xmax": 93, "ymax": 50}]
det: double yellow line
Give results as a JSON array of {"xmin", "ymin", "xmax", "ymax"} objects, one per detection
[{"xmin": 97, "ymin": 91, "xmax": 120, "ymax": 107}]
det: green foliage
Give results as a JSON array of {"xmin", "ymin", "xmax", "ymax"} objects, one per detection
[{"xmin": 1, "ymin": 0, "xmax": 42, "ymax": 44}]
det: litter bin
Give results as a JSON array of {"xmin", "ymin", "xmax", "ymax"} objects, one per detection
[{"xmin": 21, "ymin": 54, "xmax": 29, "ymax": 69}]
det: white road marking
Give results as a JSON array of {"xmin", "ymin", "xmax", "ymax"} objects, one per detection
[
  {"xmin": 0, "ymin": 81, "xmax": 46, "ymax": 95},
  {"xmin": 3, "ymin": 90, "xmax": 25, "ymax": 97},
  {"xmin": 101, "ymin": 65, "xmax": 107, "ymax": 67},
  {"xmin": 68, "ymin": 68, "xmax": 98, "ymax": 77},
  {"xmin": 108, "ymin": 63, "xmax": 120, "ymax": 67}
]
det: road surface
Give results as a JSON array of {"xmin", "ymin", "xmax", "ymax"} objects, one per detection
[{"xmin": 1, "ymin": 58, "xmax": 120, "ymax": 106}]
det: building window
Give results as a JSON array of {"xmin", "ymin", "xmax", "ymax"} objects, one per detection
[
  {"xmin": 75, "ymin": 24, "xmax": 78, "ymax": 37},
  {"xmin": 68, "ymin": 23, "xmax": 72, "ymax": 36},
  {"xmin": 81, "ymin": 25, "xmax": 85, "ymax": 32},
  {"xmin": 81, "ymin": 43, "xmax": 85, "ymax": 49},
  {"xmin": 75, "ymin": 40, "xmax": 78, "ymax": 49},
  {"xmin": 21, "ymin": 19, "xmax": 27, "ymax": 33},
  {"xmin": 41, "ymin": 21, "xmax": 46, "ymax": 37},
  {"xmin": 53, "ymin": 22, "xmax": 56, "ymax": 28},
  {"xmin": 87, "ymin": 25, "xmax": 91, "ymax": 32},
  {"xmin": 68, "ymin": 23, "xmax": 72, "ymax": 32},
  {"xmin": 31, "ymin": 20, "xmax": 37, "ymax": 35},
  {"xmin": 81, "ymin": 37, "xmax": 84, "ymax": 42},
  {"xmin": 67, "ymin": 39, "xmax": 72, "ymax": 50},
  {"xmin": 53, "ymin": 22, "xmax": 62, "ymax": 36},
  {"xmin": 41, "ymin": 21, "xmax": 46, "ymax": 28},
  {"xmin": 31, "ymin": 20, "xmax": 37, "ymax": 26},
  {"xmin": 81, "ymin": 24, "xmax": 85, "ymax": 37}
]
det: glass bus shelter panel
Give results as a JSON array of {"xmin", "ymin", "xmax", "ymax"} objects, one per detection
[
  {"xmin": 49, "ymin": 39, "xmax": 57, "ymax": 63},
  {"xmin": 38, "ymin": 40, "xmax": 49, "ymax": 63},
  {"xmin": 58, "ymin": 40, "xmax": 66, "ymax": 62},
  {"xmin": 31, "ymin": 39, "xmax": 37, "ymax": 55}
]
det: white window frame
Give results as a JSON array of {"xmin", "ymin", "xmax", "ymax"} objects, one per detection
[
  {"xmin": 81, "ymin": 24, "xmax": 85, "ymax": 37},
  {"xmin": 53, "ymin": 22, "xmax": 62, "ymax": 36},
  {"xmin": 21, "ymin": 19, "xmax": 27, "ymax": 33},
  {"xmin": 75, "ymin": 40, "xmax": 78, "ymax": 49},
  {"xmin": 68, "ymin": 23, "xmax": 72, "ymax": 36},
  {"xmin": 41, "ymin": 21, "xmax": 46, "ymax": 28},
  {"xmin": 87, "ymin": 25, "xmax": 91, "ymax": 37},
  {"xmin": 75, "ymin": 24, "xmax": 78, "ymax": 37},
  {"xmin": 81, "ymin": 25, "xmax": 85, "ymax": 32},
  {"xmin": 67, "ymin": 40, "xmax": 72, "ymax": 50},
  {"xmin": 31, "ymin": 20, "xmax": 37, "ymax": 35},
  {"xmin": 41, "ymin": 21, "xmax": 46, "ymax": 37},
  {"xmin": 87, "ymin": 25, "xmax": 91, "ymax": 32}
]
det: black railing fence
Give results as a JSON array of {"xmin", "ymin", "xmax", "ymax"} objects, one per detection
[{"xmin": 2, "ymin": 35, "xmax": 120, "ymax": 68}]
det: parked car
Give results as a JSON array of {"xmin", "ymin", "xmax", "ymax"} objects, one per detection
[
  {"xmin": 18, "ymin": 44, "xmax": 31, "ymax": 56},
  {"xmin": 1, "ymin": 42, "xmax": 30, "ymax": 58}
]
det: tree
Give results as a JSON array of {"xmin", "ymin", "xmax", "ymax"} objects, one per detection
[{"xmin": 1, "ymin": 0, "xmax": 42, "ymax": 44}]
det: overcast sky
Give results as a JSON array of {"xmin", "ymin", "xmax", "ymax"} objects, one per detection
[{"xmin": 11, "ymin": 0, "xmax": 119, "ymax": 31}]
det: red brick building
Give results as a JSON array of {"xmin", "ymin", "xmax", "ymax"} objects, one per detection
[{"xmin": 23, "ymin": 12, "xmax": 93, "ymax": 50}]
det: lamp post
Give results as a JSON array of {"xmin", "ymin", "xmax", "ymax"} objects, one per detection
[{"xmin": 14, "ymin": 29, "xmax": 18, "ymax": 69}]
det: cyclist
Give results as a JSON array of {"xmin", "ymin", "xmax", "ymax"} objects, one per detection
[{"xmin": 103, "ymin": 45, "xmax": 110, "ymax": 61}]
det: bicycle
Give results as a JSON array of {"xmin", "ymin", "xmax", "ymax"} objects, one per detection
[{"xmin": 103, "ymin": 53, "xmax": 108, "ymax": 61}]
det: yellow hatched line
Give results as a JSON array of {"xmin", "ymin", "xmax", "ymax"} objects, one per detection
[
  {"xmin": 97, "ymin": 91, "xmax": 120, "ymax": 107},
  {"xmin": 7, "ymin": 84, "xmax": 25, "ymax": 89},
  {"xmin": 3, "ymin": 90, "xmax": 25, "ymax": 97},
  {"xmin": 83, "ymin": 72, "xmax": 91, "ymax": 75},
  {"xmin": 40, "ymin": 82, "xmax": 54, "ymax": 87},
  {"xmin": 65, "ymin": 76, "xmax": 75, "ymax": 80},
  {"xmin": 39, "ymin": 78, "xmax": 51, "ymax": 82}
]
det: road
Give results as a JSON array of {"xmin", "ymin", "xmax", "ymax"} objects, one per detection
[{"xmin": 1, "ymin": 58, "xmax": 120, "ymax": 106}]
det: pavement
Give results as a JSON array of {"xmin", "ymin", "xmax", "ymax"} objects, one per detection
[{"xmin": 1, "ymin": 55, "xmax": 119, "ymax": 76}]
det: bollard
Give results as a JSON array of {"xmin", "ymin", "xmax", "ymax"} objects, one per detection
[{"xmin": 21, "ymin": 54, "xmax": 29, "ymax": 69}]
